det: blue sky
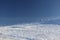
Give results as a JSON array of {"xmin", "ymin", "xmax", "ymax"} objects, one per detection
[{"xmin": 0, "ymin": 0, "xmax": 60, "ymax": 25}]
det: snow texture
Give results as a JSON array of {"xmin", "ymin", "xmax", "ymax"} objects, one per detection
[{"xmin": 0, "ymin": 23, "xmax": 60, "ymax": 40}]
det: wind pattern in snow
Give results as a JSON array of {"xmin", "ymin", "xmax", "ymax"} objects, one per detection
[{"xmin": 0, "ymin": 23, "xmax": 60, "ymax": 40}]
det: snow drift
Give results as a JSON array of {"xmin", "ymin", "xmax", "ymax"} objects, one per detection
[{"xmin": 0, "ymin": 23, "xmax": 60, "ymax": 40}]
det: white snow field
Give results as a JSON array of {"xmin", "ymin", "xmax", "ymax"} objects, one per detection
[{"xmin": 0, "ymin": 23, "xmax": 60, "ymax": 40}]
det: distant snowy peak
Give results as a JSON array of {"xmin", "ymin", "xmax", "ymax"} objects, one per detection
[{"xmin": 40, "ymin": 17, "xmax": 60, "ymax": 24}]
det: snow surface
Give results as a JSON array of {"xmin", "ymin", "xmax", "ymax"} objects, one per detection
[{"xmin": 0, "ymin": 23, "xmax": 60, "ymax": 40}]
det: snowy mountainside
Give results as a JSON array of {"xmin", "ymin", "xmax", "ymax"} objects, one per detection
[{"xmin": 0, "ymin": 24, "xmax": 60, "ymax": 40}]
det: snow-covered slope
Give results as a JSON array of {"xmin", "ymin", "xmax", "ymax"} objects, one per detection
[{"xmin": 0, "ymin": 24, "xmax": 60, "ymax": 40}]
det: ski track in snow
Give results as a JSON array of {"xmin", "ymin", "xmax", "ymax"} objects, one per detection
[{"xmin": 0, "ymin": 24, "xmax": 60, "ymax": 40}]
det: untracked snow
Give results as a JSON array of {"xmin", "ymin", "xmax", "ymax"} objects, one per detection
[{"xmin": 0, "ymin": 23, "xmax": 60, "ymax": 40}]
